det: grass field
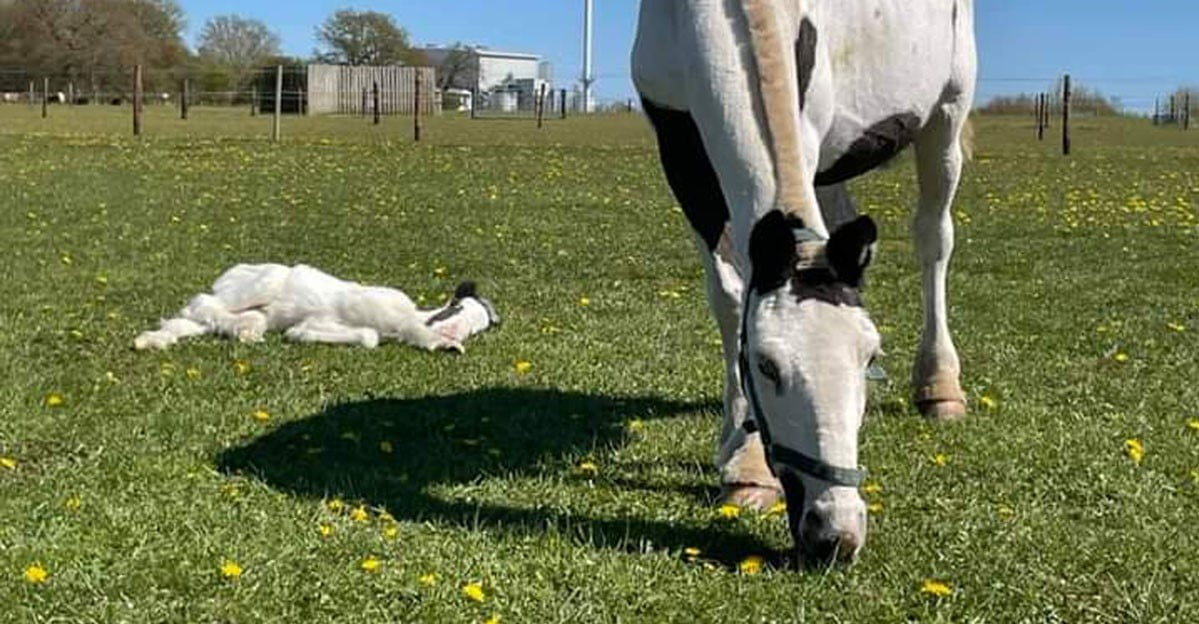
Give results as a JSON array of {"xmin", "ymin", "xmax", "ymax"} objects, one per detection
[{"xmin": 1, "ymin": 105, "xmax": 1198, "ymax": 622}]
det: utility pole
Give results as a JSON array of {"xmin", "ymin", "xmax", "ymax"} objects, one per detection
[{"xmin": 581, "ymin": 0, "xmax": 594, "ymax": 114}]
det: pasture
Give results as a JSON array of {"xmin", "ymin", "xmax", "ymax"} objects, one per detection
[{"xmin": 1, "ymin": 106, "xmax": 1197, "ymax": 622}]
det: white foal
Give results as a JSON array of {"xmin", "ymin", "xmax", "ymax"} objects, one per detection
[{"xmin": 134, "ymin": 264, "xmax": 499, "ymax": 352}]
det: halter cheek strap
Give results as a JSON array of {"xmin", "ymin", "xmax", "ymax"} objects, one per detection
[{"xmin": 738, "ymin": 227, "xmax": 867, "ymax": 489}]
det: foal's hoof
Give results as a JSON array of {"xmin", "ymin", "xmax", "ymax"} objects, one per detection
[
  {"xmin": 918, "ymin": 399, "xmax": 967, "ymax": 422},
  {"xmin": 720, "ymin": 483, "xmax": 782, "ymax": 511}
]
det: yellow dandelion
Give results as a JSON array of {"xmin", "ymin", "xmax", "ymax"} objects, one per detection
[
  {"xmin": 252, "ymin": 409, "xmax": 270, "ymax": 423},
  {"xmin": 434, "ymin": 267, "xmax": 447, "ymax": 277},
  {"xmin": 350, "ymin": 505, "xmax": 369, "ymax": 523},
  {"xmin": 484, "ymin": 615, "xmax": 501, "ymax": 624},
  {"xmin": 65, "ymin": 495, "xmax": 82, "ymax": 511},
  {"xmin": 379, "ymin": 440, "xmax": 394, "ymax": 454},
  {"xmin": 1191, "ymin": 469, "xmax": 1199, "ymax": 485},
  {"xmin": 932, "ymin": 453, "xmax": 950, "ymax": 467},
  {"xmin": 861, "ymin": 482, "xmax": 883, "ymax": 496},
  {"xmin": 1187, "ymin": 419, "xmax": 1199, "ymax": 433},
  {"xmin": 1167, "ymin": 322, "xmax": 1186, "ymax": 333},
  {"xmin": 997, "ymin": 504, "xmax": 1015, "ymax": 519},
  {"xmin": 462, "ymin": 582, "xmax": 486, "ymax": 603},
  {"xmin": 719, "ymin": 503, "xmax": 741, "ymax": 519},
  {"xmin": 578, "ymin": 296, "xmax": 591, "ymax": 307},
  {"xmin": 233, "ymin": 359, "xmax": 251, "ymax": 375},
  {"xmin": 327, "ymin": 498, "xmax": 345, "ymax": 513},
  {"xmin": 738, "ymin": 555, "xmax": 764, "ymax": 575},
  {"xmin": 683, "ymin": 546, "xmax": 701, "ymax": 560},
  {"xmin": 576, "ymin": 460, "xmax": 598, "ymax": 477},
  {"xmin": 513, "ymin": 360, "xmax": 533, "ymax": 375},
  {"xmin": 318, "ymin": 524, "xmax": 334, "ymax": 537},
  {"xmin": 1124, "ymin": 438, "xmax": 1144, "ymax": 465},
  {"xmin": 383, "ymin": 525, "xmax": 399, "ymax": 540},
  {"xmin": 920, "ymin": 579, "xmax": 952, "ymax": 597},
  {"xmin": 867, "ymin": 501, "xmax": 884, "ymax": 514},
  {"xmin": 185, "ymin": 367, "xmax": 202, "ymax": 380},
  {"xmin": 419, "ymin": 572, "xmax": 439, "ymax": 586},
  {"xmin": 768, "ymin": 501, "xmax": 787, "ymax": 516},
  {"xmin": 0, "ymin": 457, "xmax": 15, "ymax": 470},
  {"xmin": 979, "ymin": 395, "xmax": 998, "ymax": 410},
  {"xmin": 360, "ymin": 556, "xmax": 381, "ymax": 573},
  {"xmin": 625, "ymin": 419, "xmax": 644, "ymax": 433},
  {"xmin": 220, "ymin": 560, "xmax": 243, "ymax": 579},
  {"xmin": 23, "ymin": 564, "xmax": 49, "ymax": 584},
  {"xmin": 45, "ymin": 393, "xmax": 64, "ymax": 408},
  {"xmin": 1113, "ymin": 352, "xmax": 1130, "ymax": 363}
]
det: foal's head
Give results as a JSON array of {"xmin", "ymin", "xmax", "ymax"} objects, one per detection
[{"xmin": 743, "ymin": 211, "xmax": 881, "ymax": 565}]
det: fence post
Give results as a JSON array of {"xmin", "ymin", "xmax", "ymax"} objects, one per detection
[
  {"xmin": 1061, "ymin": 74, "xmax": 1071, "ymax": 156},
  {"xmin": 470, "ymin": 87, "xmax": 477, "ymax": 119},
  {"xmin": 1185, "ymin": 92, "xmax": 1191, "ymax": 131},
  {"xmin": 250, "ymin": 83, "xmax": 257, "ymax": 116},
  {"xmin": 181, "ymin": 78, "xmax": 190, "ymax": 120},
  {"xmin": 413, "ymin": 70, "xmax": 422, "ymax": 142},
  {"xmin": 560, "ymin": 88, "xmax": 567, "ymax": 119},
  {"xmin": 373, "ymin": 81, "xmax": 380, "ymax": 125},
  {"xmin": 41, "ymin": 78, "xmax": 48, "ymax": 118},
  {"xmin": 1036, "ymin": 93, "xmax": 1044, "ymax": 141},
  {"xmin": 133, "ymin": 65, "xmax": 143, "ymax": 136},
  {"xmin": 28, "ymin": 81, "xmax": 34, "ymax": 108},
  {"xmin": 537, "ymin": 83, "xmax": 547, "ymax": 129},
  {"xmin": 68, "ymin": 82, "xmax": 74, "ymax": 105},
  {"xmin": 273, "ymin": 65, "xmax": 282, "ymax": 142}
]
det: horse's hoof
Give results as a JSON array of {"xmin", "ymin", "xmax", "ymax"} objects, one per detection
[
  {"xmin": 720, "ymin": 483, "xmax": 782, "ymax": 511},
  {"xmin": 918, "ymin": 399, "xmax": 967, "ymax": 422}
]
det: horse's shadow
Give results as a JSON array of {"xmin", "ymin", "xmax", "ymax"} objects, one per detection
[{"xmin": 216, "ymin": 388, "xmax": 778, "ymax": 564}]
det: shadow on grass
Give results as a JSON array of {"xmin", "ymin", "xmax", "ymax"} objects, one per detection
[{"xmin": 216, "ymin": 388, "xmax": 777, "ymax": 565}]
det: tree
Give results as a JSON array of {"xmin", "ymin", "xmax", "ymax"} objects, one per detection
[
  {"xmin": 314, "ymin": 9, "xmax": 419, "ymax": 66},
  {"xmin": 0, "ymin": 0, "xmax": 187, "ymax": 94},
  {"xmin": 426, "ymin": 43, "xmax": 476, "ymax": 91},
  {"xmin": 197, "ymin": 15, "xmax": 280, "ymax": 96}
]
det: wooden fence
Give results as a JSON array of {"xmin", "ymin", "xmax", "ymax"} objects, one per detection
[{"xmin": 306, "ymin": 65, "xmax": 438, "ymax": 116}]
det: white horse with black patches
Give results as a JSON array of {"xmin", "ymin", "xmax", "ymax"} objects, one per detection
[{"xmin": 634, "ymin": 0, "xmax": 975, "ymax": 564}]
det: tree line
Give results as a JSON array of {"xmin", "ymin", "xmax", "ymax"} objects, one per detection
[{"xmin": 0, "ymin": 1, "xmax": 443, "ymax": 99}]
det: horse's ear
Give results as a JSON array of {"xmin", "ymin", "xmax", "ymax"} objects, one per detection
[
  {"xmin": 749, "ymin": 210, "xmax": 800, "ymax": 294},
  {"xmin": 826, "ymin": 216, "xmax": 877, "ymax": 287}
]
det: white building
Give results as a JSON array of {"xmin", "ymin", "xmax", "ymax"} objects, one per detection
[{"xmin": 422, "ymin": 46, "xmax": 553, "ymax": 112}]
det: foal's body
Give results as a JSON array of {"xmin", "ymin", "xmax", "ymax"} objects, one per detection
[
  {"xmin": 135, "ymin": 264, "xmax": 492, "ymax": 352},
  {"xmin": 634, "ymin": 0, "xmax": 976, "ymax": 561}
]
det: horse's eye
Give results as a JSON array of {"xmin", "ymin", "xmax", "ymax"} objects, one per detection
[{"xmin": 757, "ymin": 357, "xmax": 781, "ymax": 389}]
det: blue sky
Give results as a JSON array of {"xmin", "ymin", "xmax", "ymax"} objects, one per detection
[{"xmin": 180, "ymin": 1, "xmax": 1197, "ymax": 111}]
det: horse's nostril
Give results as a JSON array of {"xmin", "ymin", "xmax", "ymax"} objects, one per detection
[{"xmin": 799, "ymin": 530, "xmax": 860, "ymax": 565}]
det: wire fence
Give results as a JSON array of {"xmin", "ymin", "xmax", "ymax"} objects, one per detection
[{"xmin": 0, "ymin": 65, "xmax": 644, "ymax": 142}]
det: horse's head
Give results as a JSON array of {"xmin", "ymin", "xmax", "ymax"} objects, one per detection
[{"xmin": 744, "ymin": 210, "xmax": 881, "ymax": 565}]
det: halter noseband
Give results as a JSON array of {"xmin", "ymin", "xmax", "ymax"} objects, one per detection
[{"xmin": 737, "ymin": 226, "xmax": 867, "ymax": 489}]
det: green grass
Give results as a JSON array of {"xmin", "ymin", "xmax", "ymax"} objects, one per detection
[{"xmin": 1, "ymin": 105, "xmax": 1198, "ymax": 622}]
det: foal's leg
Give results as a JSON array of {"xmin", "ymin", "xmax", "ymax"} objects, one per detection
[
  {"xmin": 133, "ymin": 317, "xmax": 209, "ymax": 350},
  {"xmin": 284, "ymin": 318, "xmax": 380, "ymax": 348},
  {"xmin": 911, "ymin": 105, "xmax": 971, "ymax": 420},
  {"xmin": 643, "ymin": 100, "xmax": 780, "ymax": 509}
]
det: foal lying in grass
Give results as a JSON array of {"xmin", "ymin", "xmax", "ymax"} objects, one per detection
[{"xmin": 134, "ymin": 263, "xmax": 499, "ymax": 352}]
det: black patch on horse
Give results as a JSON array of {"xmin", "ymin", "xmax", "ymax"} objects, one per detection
[
  {"xmin": 425, "ymin": 303, "xmax": 464, "ymax": 326},
  {"xmin": 814, "ymin": 113, "xmax": 921, "ymax": 186},
  {"xmin": 642, "ymin": 98, "xmax": 730, "ymax": 251},
  {"xmin": 795, "ymin": 18, "xmax": 818, "ymax": 111},
  {"xmin": 748, "ymin": 211, "xmax": 876, "ymax": 301}
]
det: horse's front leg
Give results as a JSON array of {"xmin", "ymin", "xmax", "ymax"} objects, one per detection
[
  {"xmin": 911, "ymin": 106, "xmax": 970, "ymax": 420},
  {"xmin": 699, "ymin": 229, "xmax": 782, "ymax": 509}
]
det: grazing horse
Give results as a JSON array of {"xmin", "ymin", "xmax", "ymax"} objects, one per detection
[{"xmin": 633, "ymin": 0, "xmax": 976, "ymax": 563}]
